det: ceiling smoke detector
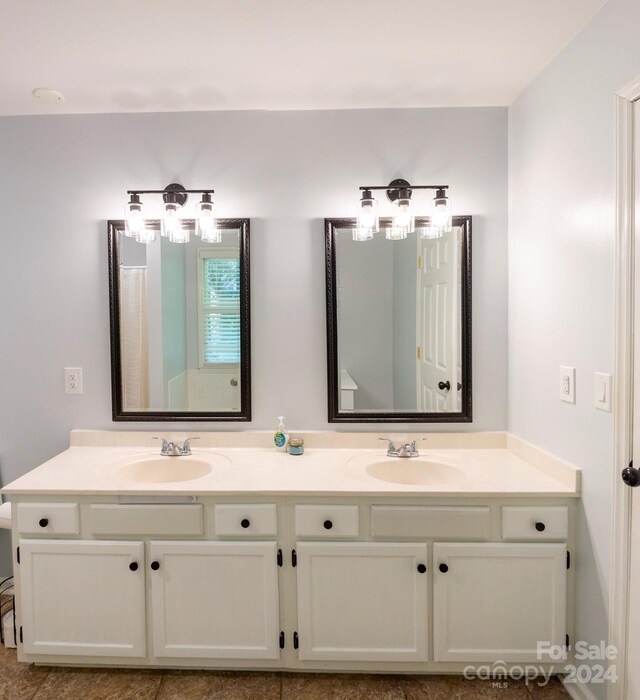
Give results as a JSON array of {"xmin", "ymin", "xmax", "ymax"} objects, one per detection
[{"xmin": 31, "ymin": 87, "xmax": 65, "ymax": 104}]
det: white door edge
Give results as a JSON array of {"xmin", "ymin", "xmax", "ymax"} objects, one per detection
[{"xmin": 609, "ymin": 76, "xmax": 640, "ymax": 700}]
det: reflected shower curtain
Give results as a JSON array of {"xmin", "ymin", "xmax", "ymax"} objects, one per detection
[{"xmin": 119, "ymin": 267, "xmax": 149, "ymax": 410}]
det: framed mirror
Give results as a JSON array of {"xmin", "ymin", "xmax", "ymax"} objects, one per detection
[
  {"xmin": 325, "ymin": 216, "xmax": 471, "ymax": 423},
  {"xmin": 108, "ymin": 219, "xmax": 251, "ymax": 421}
]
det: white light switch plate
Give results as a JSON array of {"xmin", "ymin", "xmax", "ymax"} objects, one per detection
[
  {"xmin": 594, "ymin": 372, "xmax": 612, "ymax": 412},
  {"xmin": 560, "ymin": 366, "xmax": 575, "ymax": 404}
]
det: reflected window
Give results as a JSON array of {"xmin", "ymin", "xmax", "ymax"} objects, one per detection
[{"xmin": 198, "ymin": 249, "xmax": 241, "ymax": 367}]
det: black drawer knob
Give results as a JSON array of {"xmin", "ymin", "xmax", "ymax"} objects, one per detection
[
  {"xmin": 535, "ymin": 522, "xmax": 546, "ymax": 532},
  {"xmin": 129, "ymin": 562, "xmax": 138, "ymax": 572},
  {"xmin": 439, "ymin": 563, "xmax": 448, "ymax": 573},
  {"xmin": 150, "ymin": 561, "xmax": 160, "ymax": 571},
  {"xmin": 241, "ymin": 518, "xmax": 250, "ymax": 529},
  {"xmin": 417, "ymin": 563, "xmax": 427, "ymax": 574},
  {"xmin": 323, "ymin": 520, "xmax": 333, "ymax": 530},
  {"xmin": 39, "ymin": 518, "xmax": 48, "ymax": 528}
]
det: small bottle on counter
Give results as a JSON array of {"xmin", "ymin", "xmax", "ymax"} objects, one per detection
[
  {"xmin": 274, "ymin": 416, "xmax": 288, "ymax": 451},
  {"xmin": 287, "ymin": 437, "xmax": 304, "ymax": 455}
]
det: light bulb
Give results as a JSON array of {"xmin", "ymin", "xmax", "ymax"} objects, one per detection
[{"xmin": 124, "ymin": 194, "xmax": 144, "ymax": 239}]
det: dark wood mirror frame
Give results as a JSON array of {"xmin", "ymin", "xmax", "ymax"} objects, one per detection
[
  {"xmin": 325, "ymin": 216, "xmax": 472, "ymax": 423},
  {"xmin": 108, "ymin": 218, "xmax": 251, "ymax": 422}
]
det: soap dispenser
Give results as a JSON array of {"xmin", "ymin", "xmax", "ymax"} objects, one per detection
[{"xmin": 274, "ymin": 416, "xmax": 289, "ymax": 451}]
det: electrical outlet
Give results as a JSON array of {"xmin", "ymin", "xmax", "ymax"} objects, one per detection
[
  {"xmin": 560, "ymin": 366, "xmax": 575, "ymax": 404},
  {"xmin": 64, "ymin": 367, "xmax": 83, "ymax": 395}
]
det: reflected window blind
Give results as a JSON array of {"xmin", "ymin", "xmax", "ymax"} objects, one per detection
[{"xmin": 201, "ymin": 257, "xmax": 241, "ymax": 364}]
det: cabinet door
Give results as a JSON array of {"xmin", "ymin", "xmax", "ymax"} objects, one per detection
[
  {"xmin": 150, "ymin": 541, "xmax": 280, "ymax": 659},
  {"xmin": 296, "ymin": 542, "xmax": 428, "ymax": 662},
  {"xmin": 19, "ymin": 540, "xmax": 145, "ymax": 657},
  {"xmin": 433, "ymin": 543, "xmax": 566, "ymax": 662}
]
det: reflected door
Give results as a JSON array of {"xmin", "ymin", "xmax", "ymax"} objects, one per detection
[{"xmin": 417, "ymin": 231, "xmax": 459, "ymax": 411}]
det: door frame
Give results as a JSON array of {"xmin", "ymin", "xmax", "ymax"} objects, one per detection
[{"xmin": 610, "ymin": 74, "xmax": 640, "ymax": 700}]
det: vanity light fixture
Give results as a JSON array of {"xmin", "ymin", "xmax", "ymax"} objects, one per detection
[
  {"xmin": 355, "ymin": 179, "xmax": 452, "ymax": 241},
  {"xmin": 123, "ymin": 183, "xmax": 218, "ymax": 244}
]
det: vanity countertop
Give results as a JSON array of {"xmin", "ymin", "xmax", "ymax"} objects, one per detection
[{"xmin": 2, "ymin": 435, "xmax": 580, "ymax": 498}]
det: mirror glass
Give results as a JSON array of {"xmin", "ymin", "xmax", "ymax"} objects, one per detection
[
  {"xmin": 325, "ymin": 217, "xmax": 471, "ymax": 422},
  {"xmin": 108, "ymin": 219, "xmax": 251, "ymax": 421}
]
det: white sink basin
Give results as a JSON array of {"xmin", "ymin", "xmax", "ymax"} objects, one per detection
[
  {"xmin": 364, "ymin": 459, "xmax": 466, "ymax": 486},
  {"xmin": 114, "ymin": 454, "xmax": 228, "ymax": 483}
]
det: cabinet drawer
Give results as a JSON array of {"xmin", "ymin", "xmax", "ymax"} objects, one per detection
[
  {"xmin": 18, "ymin": 503, "xmax": 79, "ymax": 535},
  {"xmin": 502, "ymin": 506, "xmax": 568, "ymax": 540},
  {"xmin": 214, "ymin": 504, "xmax": 278, "ymax": 537},
  {"xmin": 371, "ymin": 506, "xmax": 491, "ymax": 540},
  {"xmin": 295, "ymin": 505, "xmax": 359, "ymax": 538},
  {"xmin": 87, "ymin": 505, "xmax": 203, "ymax": 536}
]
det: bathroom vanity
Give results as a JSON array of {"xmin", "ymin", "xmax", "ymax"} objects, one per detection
[{"xmin": 2, "ymin": 430, "xmax": 579, "ymax": 673}]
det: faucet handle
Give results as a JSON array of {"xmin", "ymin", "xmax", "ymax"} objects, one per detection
[
  {"xmin": 152, "ymin": 437, "xmax": 170, "ymax": 450},
  {"xmin": 378, "ymin": 437, "xmax": 399, "ymax": 455},
  {"xmin": 182, "ymin": 437, "xmax": 200, "ymax": 453}
]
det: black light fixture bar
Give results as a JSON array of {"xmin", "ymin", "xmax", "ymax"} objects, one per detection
[
  {"xmin": 127, "ymin": 189, "xmax": 214, "ymax": 195},
  {"xmin": 358, "ymin": 185, "xmax": 448, "ymax": 191}
]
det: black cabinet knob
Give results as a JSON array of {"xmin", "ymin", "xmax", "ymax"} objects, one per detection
[
  {"xmin": 241, "ymin": 518, "xmax": 250, "ymax": 529},
  {"xmin": 150, "ymin": 561, "xmax": 160, "ymax": 571},
  {"xmin": 535, "ymin": 522, "xmax": 546, "ymax": 532},
  {"xmin": 439, "ymin": 563, "xmax": 448, "ymax": 573},
  {"xmin": 417, "ymin": 563, "xmax": 427, "ymax": 574},
  {"xmin": 438, "ymin": 381, "xmax": 451, "ymax": 391},
  {"xmin": 323, "ymin": 520, "xmax": 333, "ymax": 530},
  {"xmin": 39, "ymin": 518, "xmax": 48, "ymax": 528},
  {"xmin": 129, "ymin": 562, "xmax": 138, "ymax": 572}
]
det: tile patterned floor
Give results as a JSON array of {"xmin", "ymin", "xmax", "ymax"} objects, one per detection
[{"xmin": 0, "ymin": 646, "xmax": 569, "ymax": 699}]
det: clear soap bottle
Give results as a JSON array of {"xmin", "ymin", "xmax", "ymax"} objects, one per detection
[{"xmin": 274, "ymin": 416, "xmax": 288, "ymax": 451}]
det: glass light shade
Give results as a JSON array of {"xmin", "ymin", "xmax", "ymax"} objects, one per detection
[
  {"xmin": 196, "ymin": 200, "xmax": 220, "ymax": 243},
  {"xmin": 357, "ymin": 193, "xmax": 379, "ymax": 237},
  {"xmin": 162, "ymin": 202, "xmax": 188, "ymax": 242},
  {"xmin": 427, "ymin": 190, "xmax": 453, "ymax": 236},
  {"xmin": 169, "ymin": 225, "xmax": 190, "ymax": 244},
  {"xmin": 393, "ymin": 199, "xmax": 415, "ymax": 235},
  {"xmin": 124, "ymin": 199, "xmax": 144, "ymax": 239},
  {"xmin": 386, "ymin": 226, "xmax": 408, "ymax": 240},
  {"xmin": 353, "ymin": 227, "xmax": 374, "ymax": 241},
  {"xmin": 420, "ymin": 226, "xmax": 444, "ymax": 240},
  {"xmin": 138, "ymin": 226, "xmax": 157, "ymax": 244}
]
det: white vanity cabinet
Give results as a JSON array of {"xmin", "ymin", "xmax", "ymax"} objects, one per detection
[
  {"xmin": 432, "ymin": 542, "xmax": 567, "ymax": 662},
  {"xmin": 19, "ymin": 540, "xmax": 146, "ymax": 657},
  {"xmin": 149, "ymin": 541, "xmax": 280, "ymax": 659},
  {"xmin": 10, "ymin": 494, "xmax": 575, "ymax": 672},
  {"xmin": 295, "ymin": 542, "xmax": 429, "ymax": 662}
]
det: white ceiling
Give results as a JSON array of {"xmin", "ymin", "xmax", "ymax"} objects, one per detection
[{"xmin": 0, "ymin": 0, "xmax": 607, "ymax": 116}]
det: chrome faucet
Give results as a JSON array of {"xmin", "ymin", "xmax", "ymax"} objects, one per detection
[
  {"xmin": 153, "ymin": 437, "xmax": 199, "ymax": 456},
  {"xmin": 379, "ymin": 437, "xmax": 425, "ymax": 458}
]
